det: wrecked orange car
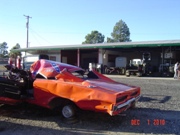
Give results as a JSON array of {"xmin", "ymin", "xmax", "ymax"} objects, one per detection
[{"xmin": 0, "ymin": 59, "xmax": 140, "ymax": 118}]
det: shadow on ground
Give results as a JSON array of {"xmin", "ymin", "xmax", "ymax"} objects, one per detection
[{"xmin": 0, "ymin": 103, "xmax": 179, "ymax": 135}]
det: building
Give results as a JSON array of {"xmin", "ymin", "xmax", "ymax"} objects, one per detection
[{"xmin": 12, "ymin": 40, "xmax": 180, "ymax": 75}]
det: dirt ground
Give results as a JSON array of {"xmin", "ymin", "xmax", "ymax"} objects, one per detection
[{"xmin": 0, "ymin": 75, "xmax": 180, "ymax": 135}]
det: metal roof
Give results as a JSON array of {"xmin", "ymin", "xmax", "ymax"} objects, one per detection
[{"xmin": 11, "ymin": 40, "xmax": 180, "ymax": 52}]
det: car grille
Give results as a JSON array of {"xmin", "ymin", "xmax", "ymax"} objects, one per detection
[
  {"xmin": 116, "ymin": 90, "xmax": 139, "ymax": 104},
  {"xmin": 130, "ymin": 91, "xmax": 138, "ymax": 96},
  {"xmin": 116, "ymin": 95, "xmax": 128, "ymax": 103}
]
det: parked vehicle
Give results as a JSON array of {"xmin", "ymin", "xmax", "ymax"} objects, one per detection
[
  {"xmin": 0, "ymin": 59, "xmax": 141, "ymax": 119},
  {"xmin": 105, "ymin": 57, "xmax": 144, "ymax": 77},
  {"xmin": 106, "ymin": 52, "xmax": 152, "ymax": 77},
  {"xmin": 159, "ymin": 64, "xmax": 174, "ymax": 77},
  {"xmin": 115, "ymin": 57, "xmax": 127, "ymax": 74},
  {"xmin": 125, "ymin": 59, "xmax": 144, "ymax": 77}
]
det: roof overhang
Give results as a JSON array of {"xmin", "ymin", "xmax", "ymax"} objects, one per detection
[{"xmin": 11, "ymin": 40, "xmax": 180, "ymax": 52}]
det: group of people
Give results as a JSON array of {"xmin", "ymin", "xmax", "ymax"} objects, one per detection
[{"xmin": 174, "ymin": 62, "xmax": 180, "ymax": 79}]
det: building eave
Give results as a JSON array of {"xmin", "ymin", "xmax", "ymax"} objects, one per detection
[{"xmin": 11, "ymin": 39, "xmax": 180, "ymax": 52}]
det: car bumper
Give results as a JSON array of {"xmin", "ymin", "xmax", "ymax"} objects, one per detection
[{"xmin": 110, "ymin": 95, "xmax": 141, "ymax": 116}]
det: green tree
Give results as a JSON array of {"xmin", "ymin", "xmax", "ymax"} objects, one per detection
[
  {"xmin": 82, "ymin": 30, "xmax": 105, "ymax": 44},
  {"xmin": 9, "ymin": 43, "xmax": 22, "ymax": 58},
  {"xmin": 107, "ymin": 37, "xmax": 115, "ymax": 43},
  {"xmin": 107, "ymin": 20, "xmax": 131, "ymax": 42},
  {"xmin": 0, "ymin": 42, "xmax": 8, "ymax": 57}
]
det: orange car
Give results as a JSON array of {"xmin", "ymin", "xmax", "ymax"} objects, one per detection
[{"xmin": 0, "ymin": 60, "xmax": 140, "ymax": 119}]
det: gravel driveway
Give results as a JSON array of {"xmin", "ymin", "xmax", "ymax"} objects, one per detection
[{"xmin": 0, "ymin": 76, "xmax": 179, "ymax": 135}]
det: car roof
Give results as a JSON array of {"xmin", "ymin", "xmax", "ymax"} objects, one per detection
[{"xmin": 30, "ymin": 59, "xmax": 84, "ymax": 79}]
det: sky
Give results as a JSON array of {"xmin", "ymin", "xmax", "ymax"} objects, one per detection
[{"xmin": 0, "ymin": 0, "xmax": 180, "ymax": 50}]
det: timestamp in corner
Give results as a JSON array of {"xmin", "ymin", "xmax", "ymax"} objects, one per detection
[{"xmin": 131, "ymin": 119, "xmax": 166, "ymax": 126}]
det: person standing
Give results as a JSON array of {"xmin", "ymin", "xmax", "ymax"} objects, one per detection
[
  {"xmin": 177, "ymin": 64, "xmax": 180, "ymax": 79},
  {"xmin": 174, "ymin": 62, "xmax": 179, "ymax": 79}
]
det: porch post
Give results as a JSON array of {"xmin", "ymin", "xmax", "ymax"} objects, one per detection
[
  {"xmin": 98, "ymin": 48, "xmax": 103, "ymax": 64},
  {"xmin": 77, "ymin": 49, "xmax": 80, "ymax": 67},
  {"xmin": 59, "ymin": 50, "xmax": 61, "ymax": 62}
]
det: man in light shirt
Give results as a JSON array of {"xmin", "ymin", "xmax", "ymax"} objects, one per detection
[{"xmin": 174, "ymin": 62, "xmax": 179, "ymax": 79}]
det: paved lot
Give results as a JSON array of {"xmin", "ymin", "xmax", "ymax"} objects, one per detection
[{"xmin": 0, "ymin": 75, "xmax": 180, "ymax": 135}]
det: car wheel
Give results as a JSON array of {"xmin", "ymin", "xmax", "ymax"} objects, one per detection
[
  {"xmin": 136, "ymin": 72, "xmax": 142, "ymax": 77},
  {"xmin": 126, "ymin": 71, "xmax": 130, "ymax": 77},
  {"xmin": 62, "ymin": 104, "xmax": 76, "ymax": 119}
]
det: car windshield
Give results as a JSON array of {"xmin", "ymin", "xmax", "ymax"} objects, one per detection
[{"xmin": 70, "ymin": 70, "xmax": 99, "ymax": 80}]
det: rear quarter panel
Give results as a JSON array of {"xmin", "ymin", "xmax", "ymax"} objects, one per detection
[{"xmin": 31, "ymin": 79, "xmax": 117, "ymax": 113}]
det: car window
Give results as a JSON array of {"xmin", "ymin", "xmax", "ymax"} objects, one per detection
[{"xmin": 71, "ymin": 70, "xmax": 99, "ymax": 79}]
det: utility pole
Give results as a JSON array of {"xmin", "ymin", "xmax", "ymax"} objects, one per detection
[{"xmin": 24, "ymin": 15, "xmax": 32, "ymax": 49}]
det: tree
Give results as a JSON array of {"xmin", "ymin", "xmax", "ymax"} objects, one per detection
[
  {"xmin": 107, "ymin": 37, "xmax": 115, "ymax": 43},
  {"xmin": 0, "ymin": 42, "xmax": 8, "ymax": 57},
  {"xmin": 82, "ymin": 30, "xmax": 105, "ymax": 44},
  {"xmin": 9, "ymin": 43, "xmax": 22, "ymax": 58},
  {"xmin": 107, "ymin": 20, "xmax": 131, "ymax": 43}
]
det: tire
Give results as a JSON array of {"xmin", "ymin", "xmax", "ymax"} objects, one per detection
[
  {"xmin": 62, "ymin": 104, "xmax": 76, "ymax": 119},
  {"xmin": 136, "ymin": 72, "xmax": 142, "ymax": 77},
  {"xmin": 126, "ymin": 70, "xmax": 130, "ymax": 77}
]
